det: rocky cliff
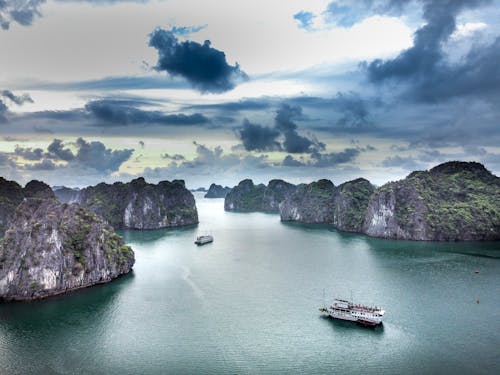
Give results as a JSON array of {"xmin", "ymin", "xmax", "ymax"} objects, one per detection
[
  {"xmin": 224, "ymin": 179, "xmax": 296, "ymax": 212},
  {"xmin": 0, "ymin": 177, "xmax": 24, "ymax": 236},
  {"xmin": 0, "ymin": 178, "xmax": 55, "ymax": 236},
  {"xmin": 204, "ymin": 183, "xmax": 232, "ymax": 198},
  {"xmin": 76, "ymin": 177, "xmax": 198, "ymax": 229},
  {"xmin": 280, "ymin": 179, "xmax": 336, "ymax": 223},
  {"xmin": 332, "ymin": 178, "xmax": 376, "ymax": 232},
  {"xmin": 363, "ymin": 161, "xmax": 500, "ymax": 241},
  {"xmin": 0, "ymin": 198, "xmax": 134, "ymax": 301}
]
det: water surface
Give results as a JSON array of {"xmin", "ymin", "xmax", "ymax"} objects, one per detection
[{"xmin": 1, "ymin": 194, "xmax": 499, "ymax": 374}]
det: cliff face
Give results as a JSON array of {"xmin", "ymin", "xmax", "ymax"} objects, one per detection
[
  {"xmin": 363, "ymin": 161, "xmax": 500, "ymax": 241},
  {"xmin": 77, "ymin": 177, "xmax": 198, "ymax": 229},
  {"xmin": 54, "ymin": 186, "xmax": 80, "ymax": 203},
  {"xmin": 0, "ymin": 177, "xmax": 24, "ymax": 236},
  {"xmin": 332, "ymin": 178, "xmax": 376, "ymax": 232},
  {"xmin": 204, "ymin": 183, "xmax": 231, "ymax": 198},
  {"xmin": 224, "ymin": 179, "xmax": 296, "ymax": 212},
  {"xmin": 0, "ymin": 198, "xmax": 134, "ymax": 301},
  {"xmin": 280, "ymin": 179, "xmax": 336, "ymax": 223},
  {"xmin": 0, "ymin": 178, "xmax": 55, "ymax": 236}
]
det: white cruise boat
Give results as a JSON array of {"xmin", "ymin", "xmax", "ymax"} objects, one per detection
[
  {"xmin": 320, "ymin": 298, "xmax": 385, "ymax": 326},
  {"xmin": 194, "ymin": 235, "xmax": 213, "ymax": 245}
]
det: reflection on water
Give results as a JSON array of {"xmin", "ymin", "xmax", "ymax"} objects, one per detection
[{"xmin": 0, "ymin": 194, "xmax": 499, "ymax": 374}]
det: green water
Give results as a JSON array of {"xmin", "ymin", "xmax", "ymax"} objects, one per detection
[{"xmin": 1, "ymin": 194, "xmax": 499, "ymax": 374}]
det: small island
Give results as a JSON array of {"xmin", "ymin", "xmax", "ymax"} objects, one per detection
[
  {"xmin": 204, "ymin": 183, "xmax": 232, "ymax": 198},
  {"xmin": 225, "ymin": 179, "xmax": 297, "ymax": 212},
  {"xmin": 70, "ymin": 177, "xmax": 198, "ymax": 230},
  {"xmin": 0, "ymin": 196, "xmax": 134, "ymax": 301}
]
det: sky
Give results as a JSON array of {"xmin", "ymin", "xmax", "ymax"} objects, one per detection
[{"xmin": 1, "ymin": 0, "xmax": 499, "ymax": 188}]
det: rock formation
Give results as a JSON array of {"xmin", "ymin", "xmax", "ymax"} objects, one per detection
[
  {"xmin": 224, "ymin": 179, "xmax": 296, "ymax": 212},
  {"xmin": 0, "ymin": 178, "xmax": 55, "ymax": 236},
  {"xmin": 280, "ymin": 179, "xmax": 336, "ymax": 223},
  {"xmin": 204, "ymin": 183, "xmax": 232, "ymax": 198},
  {"xmin": 0, "ymin": 198, "xmax": 134, "ymax": 301},
  {"xmin": 76, "ymin": 177, "xmax": 198, "ymax": 229},
  {"xmin": 363, "ymin": 161, "xmax": 500, "ymax": 241}
]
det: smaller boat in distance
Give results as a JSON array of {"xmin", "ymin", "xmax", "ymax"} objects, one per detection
[
  {"xmin": 320, "ymin": 298, "xmax": 385, "ymax": 326},
  {"xmin": 195, "ymin": 235, "xmax": 213, "ymax": 245}
]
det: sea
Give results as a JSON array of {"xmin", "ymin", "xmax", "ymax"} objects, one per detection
[{"xmin": 1, "ymin": 193, "xmax": 499, "ymax": 374}]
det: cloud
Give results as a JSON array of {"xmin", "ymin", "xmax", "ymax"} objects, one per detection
[
  {"xmin": 149, "ymin": 28, "xmax": 248, "ymax": 93},
  {"xmin": 366, "ymin": 0, "xmax": 498, "ymax": 102},
  {"xmin": 162, "ymin": 153, "xmax": 185, "ymax": 161},
  {"xmin": 1, "ymin": 90, "xmax": 33, "ymax": 105},
  {"xmin": 47, "ymin": 139, "xmax": 75, "ymax": 161},
  {"xmin": 282, "ymin": 147, "xmax": 361, "ymax": 168},
  {"xmin": 324, "ymin": 0, "xmax": 409, "ymax": 28},
  {"xmin": 18, "ymin": 137, "xmax": 133, "ymax": 173},
  {"xmin": 239, "ymin": 119, "xmax": 281, "ymax": 152},
  {"xmin": 276, "ymin": 104, "xmax": 325, "ymax": 153},
  {"xmin": 85, "ymin": 99, "xmax": 209, "ymax": 126},
  {"xmin": 381, "ymin": 155, "xmax": 426, "ymax": 170},
  {"xmin": 14, "ymin": 145, "xmax": 44, "ymax": 160},
  {"xmin": 184, "ymin": 98, "xmax": 272, "ymax": 112},
  {"xmin": 24, "ymin": 159, "xmax": 58, "ymax": 171},
  {"xmin": 0, "ymin": 100, "xmax": 7, "ymax": 123},
  {"xmin": 170, "ymin": 25, "xmax": 207, "ymax": 37},
  {"xmin": 74, "ymin": 137, "xmax": 133, "ymax": 172},
  {"xmin": 0, "ymin": 0, "xmax": 45, "ymax": 30},
  {"xmin": 282, "ymin": 154, "xmax": 304, "ymax": 167},
  {"xmin": 294, "ymin": 11, "xmax": 315, "ymax": 30}
]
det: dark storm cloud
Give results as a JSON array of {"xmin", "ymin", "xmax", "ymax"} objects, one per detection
[
  {"xmin": 237, "ymin": 104, "xmax": 325, "ymax": 154},
  {"xmin": 149, "ymin": 28, "xmax": 248, "ymax": 93},
  {"xmin": 239, "ymin": 119, "xmax": 281, "ymax": 152},
  {"xmin": 0, "ymin": 0, "xmax": 45, "ymax": 30},
  {"xmin": 15, "ymin": 99, "xmax": 210, "ymax": 128},
  {"xmin": 276, "ymin": 104, "xmax": 325, "ymax": 153},
  {"xmin": 74, "ymin": 137, "xmax": 133, "ymax": 172},
  {"xmin": 294, "ymin": 11, "xmax": 315, "ymax": 30},
  {"xmin": 281, "ymin": 147, "xmax": 361, "ymax": 168},
  {"xmin": 366, "ymin": 0, "xmax": 498, "ymax": 102},
  {"xmin": 85, "ymin": 99, "xmax": 209, "ymax": 126},
  {"xmin": 1, "ymin": 90, "xmax": 33, "ymax": 105},
  {"xmin": 47, "ymin": 139, "xmax": 75, "ymax": 161}
]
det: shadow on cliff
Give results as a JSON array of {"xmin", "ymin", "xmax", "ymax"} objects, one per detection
[{"xmin": 119, "ymin": 224, "xmax": 198, "ymax": 244}]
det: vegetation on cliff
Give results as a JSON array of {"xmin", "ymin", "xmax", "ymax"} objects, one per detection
[
  {"xmin": 0, "ymin": 198, "xmax": 134, "ymax": 301},
  {"xmin": 204, "ymin": 183, "xmax": 231, "ymax": 198},
  {"xmin": 77, "ymin": 177, "xmax": 198, "ymax": 229},
  {"xmin": 0, "ymin": 178, "xmax": 55, "ymax": 236},
  {"xmin": 224, "ymin": 179, "xmax": 296, "ymax": 212},
  {"xmin": 363, "ymin": 161, "xmax": 500, "ymax": 241}
]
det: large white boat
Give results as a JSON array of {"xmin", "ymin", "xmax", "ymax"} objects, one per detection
[
  {"xmin": 194, "ymin": 235, "xmax": 213, "ymax": 245},
  {"xmin": 320, "ymin": 298, "xmax": 385, "ymax": 326}
]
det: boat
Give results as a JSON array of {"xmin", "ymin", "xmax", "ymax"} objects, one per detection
[
  {"xmin": 320, "ymin": 298, "xmax": 385, "ymax": 326},
  {"xmin": 194, "ymin": 235, "xmax": 213, "ymax": 245}
]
